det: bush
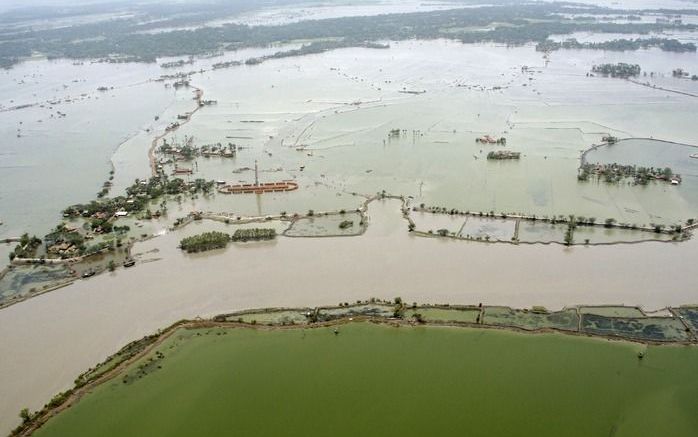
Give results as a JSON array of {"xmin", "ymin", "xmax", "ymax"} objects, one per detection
[
  {"xmin": 231, "ymin": 228, "xmax": 276, "ymax": 242},
  {"xmin": 180, "ymin": 231, "xmax": 230, "ymax": 253}
]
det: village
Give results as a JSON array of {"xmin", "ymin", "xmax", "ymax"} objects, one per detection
[{"xmin": 577, "ymin": 162, "xmax": 681, "ymax": 185}]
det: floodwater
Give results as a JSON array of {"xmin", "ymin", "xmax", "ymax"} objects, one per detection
[
  {"xmin": 150, "ymin": 40, "xmax": 698, "ymax": 228},
  {"xmin": 217, "ymin": 0, "xmax": 480, "ymax": 27},
  {"xmin": 1, "ymin": 199, "xmax": 698, "ymax": 433},
  {"xmin": 3, "ymin": 40, "xmax": 698, "ymax": 252},
  {"xmin": 31, "ymin": 323, "xmax": 698, "ymax": 437},
  {"xmin": 586, "ymin": 138, "xmax": 698, "ymax": 197},
  {"xmin": 0, "ymin": 59, "xmax": 175, "ymax": 241},
  {"xmin": 572, "ymin": 0, "xmax": 698, "ymax": 9},
  {"xmin": 3, "ymin": 28, "xmax": 698, "ymax": 435}
]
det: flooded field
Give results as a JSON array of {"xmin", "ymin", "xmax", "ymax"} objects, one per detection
[
  {"xmin": 460, "ymin": 216, "xmax": 516, "ymax": 241},
  {"xmin": 482, "ymin": 306, "xmax": 579, "ymax": 331},
  {"xmin": 32, "ymin": 323, "xmax": 698, "ymax": 437},
  {"xmin": 227, "ymin": 309, "xmax": 308, "ymax": 325},
  {"xmin": 2, "ymin": 12, "xmax": 698, "ymax": 434},
  {"xmin": 584, "ymin": 138, "xmax": 698, "ymax": 211},
  {"xmin": 581, "ymin": 314, "xmax": 691, "ymax": 342},
  {"xmin": 141, "ymin": 40, "xmax": 698, "ymax": 231},
  {"xmin": 404, "ymin": 306, "xmax": 480, "ymax": 323},
  {"xmin": 0, "ymin": 59, "xmax": 177, "ymax": 241},
  {"xmin": 3, "ymin": 40, "xmax": 698, "ymax": 260},
  {"xmin": 3, "ymin": 200, "xmax": 698, "ymax": 432},
  {"xmin": 284, "ymin": 212, "xmax": 365, "ymax": 237},
  {"xmin": 580, "ymin": 306, "xmax": 646, "ymax": 318},
  {"xmin": 219, "ymin": 0, "xmax": 474, "ymax": 27},
  {"xmin": 0, "ymin": 264, "xmax": 72, "ymax": 305}
]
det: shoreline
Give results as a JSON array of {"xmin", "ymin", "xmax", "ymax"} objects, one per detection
[
  {"xmin": 4, "ymin": 195, "xmax": 698, "ymax": 435},
  {"xmin": 0, "ymin": 191, "xmax": 694, "ymax": 312},
  {"xmin": 11, "ymin": 303, "xmax": 697, "ymax": 436},
  {"xmin": 147, "ymin": 85, "xmax": 204, "ymax": 177}
]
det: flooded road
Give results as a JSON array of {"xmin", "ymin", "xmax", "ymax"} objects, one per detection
[{"xmin": 1, "ymin": 199, "xmax": 698, "ymax": 433}]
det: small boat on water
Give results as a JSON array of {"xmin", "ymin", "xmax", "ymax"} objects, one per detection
[
  {"xmin": 81, "ymin": 269, "xmax": 95, "ymax": 278},
  {"xmin": 123, "ymin": 259, "xmax": 136, "ymax": 268}
]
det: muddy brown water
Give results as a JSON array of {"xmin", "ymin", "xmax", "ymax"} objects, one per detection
[{"xmin": 1, "ymin": 199, "xmax": 697, "ymax": 433}]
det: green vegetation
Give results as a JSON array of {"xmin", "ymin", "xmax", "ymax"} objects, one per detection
[
  {"xmin": 487, "ymin": 150, "xmax": 520, "ymax": 160},
  {"xmin": 2, "ymin": 2, "xmax": 697, "ymax": 68},
  {"xmin": 231, "ymin": 228, "xmax": 276, "ymax": 242},
  {"xmin": 10, "ymin": 326, "xmax": 172, "ymax": 436},
  {"xmin": 564, "ymin": 217, "xmax": 576, "ymax": 246},
  {"xmin": 580, "ymin": 306, "xmax": 645, "ymax": 318},
  {"xmin": 244, "ymin": 40, "xmax": 388, "ymax": 67},
  {"xmin": 222, "ymin": 310, "xmax": 309, "ymax": 325},
  {"xmin": 483, "ymin": 306, "xmax": 579, "ymax": 331},
  {"xmin": 581, "ymin": 314, "xmax": 690, "ymax": 341},
  {"xmin": 338, "ymin": 220, "xmax": 354, "ymax": 229},
  {"xmin": 578, "ymin": 162, "xmax": 676, "ymax": 185},
  {"xmin": 31, "ymin": 323, "xmax": 698, "ymax": 437},
  {"xmin": 33, "ymin": 175, "xmax": 216, "ymax": 259},
  {"xmin": 404, "ymin": 307, "xmax": 481, "ymax": 323},
  {"xmin": 179, "ymin": 231, "xmax": 230, "ymax": 253},
  {"xmin": 539, "ymin": 38, "xmax": 695, "ymax": 53},
  {"xmin": 673, "ymin": 307, "xmax": 698, "ymax": 332},
  {"xmin": 9, "ymin": 234, "xmax": 42, "ymax": 260},
  {"xmin": 591, "ymin": 63, "xmax": 641, "ymax": 78},
  {"xmin": 63, "ymin": 176, "xmax": 213, "ymax": 223}
]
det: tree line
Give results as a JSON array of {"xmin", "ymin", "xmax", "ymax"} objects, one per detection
[{"xmin": 2, "ymin": 2, "xmax": 697, "ymax": 68}]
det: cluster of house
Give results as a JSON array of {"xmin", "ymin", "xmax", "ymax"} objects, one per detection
[{"xmin": 48, "ymin": 240, "xmax": 79, "ymax": 257}]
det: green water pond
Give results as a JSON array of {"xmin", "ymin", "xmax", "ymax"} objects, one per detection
[{"xmin": 34, "ymin": 323, "xmax": 698, "ymax": 437}]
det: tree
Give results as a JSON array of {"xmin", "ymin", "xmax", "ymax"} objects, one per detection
[
  {"xmin": 19, "ymin": 408, "xmax": 30, "ymax": 423},
  {"xmin": 412, "ymin": 313, "xmax": 425, "ymax": 323}
]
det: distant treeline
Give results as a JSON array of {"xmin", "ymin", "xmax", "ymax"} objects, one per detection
[
  {"xmin": 591, "ymin": 63, "xmax": 642, "ymax": 78},
  {"xmin": 538, "ymin": 37, "xmax": 696, "ymax": 52},
  {"xmin": 1, "ymin": 1, "xmax": 697, "ymax": 68}
]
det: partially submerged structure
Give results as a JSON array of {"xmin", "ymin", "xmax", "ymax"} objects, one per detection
[
  {"xmin": 476, "ymin": 135, "xmax": 506, "ymax": 144},
  {"xmin": 218, "ymin": 161, "xmax": 298, "ymax": 194},
  {"xmin": 487, "ymin": 150, "xmax": 520, "ymax": 160}
]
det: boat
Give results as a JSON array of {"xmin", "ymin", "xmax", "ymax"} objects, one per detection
[
  {"xmin": 123, "ymin": 259, "xmax": 136, "ymax": 268},
  {"xmin": 81, "ymin": 269, "xmax": 95, "ymax": 278}
]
